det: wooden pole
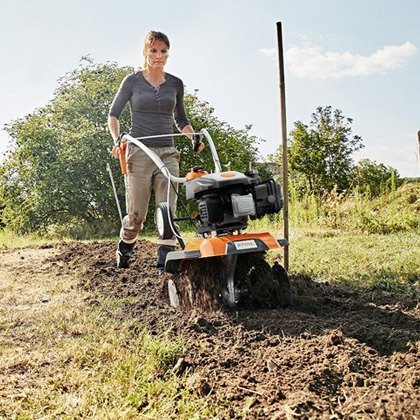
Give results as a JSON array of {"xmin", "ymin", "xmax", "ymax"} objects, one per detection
[
  {"xmin": 417, "ymin": 130, "xmax": 420, "ymax": 164},
  {"xmin": 276, "ymin": 22, "xmax": 289, "ymax": 271}
]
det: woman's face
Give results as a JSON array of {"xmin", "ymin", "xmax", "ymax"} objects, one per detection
[{"xmin": 145, "ymin": 39, "xmax": 169, "ymax": 70}]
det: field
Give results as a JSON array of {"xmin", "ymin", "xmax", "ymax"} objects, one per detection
[{"xmin": 1, "ymin": 230, "xmax": 419, "ymax": 419}]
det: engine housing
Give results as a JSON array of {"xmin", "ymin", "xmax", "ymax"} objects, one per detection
[{"xmin": 185, "ymin": 170, "xmax": 283, "ymax": 234}]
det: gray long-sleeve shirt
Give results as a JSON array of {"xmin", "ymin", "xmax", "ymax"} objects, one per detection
[{"xmin": 109, "ymin": 71, "xmax": 190, "ymax": 147}]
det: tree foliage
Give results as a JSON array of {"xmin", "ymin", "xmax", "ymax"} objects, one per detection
[
  {"xmin": 0, "ymin": 58, "xmax": 132, "ymax": 235},
  {"xmin": 0, "ymin": 59, "xmax": 262, "ymax": 236},
  {"xmin": 351, "ymin": 159, "xmax": 401, "ymax": 196},
  {"xmin": 288, "ymin": 106, "xmax": 364, "ymax": 195}
]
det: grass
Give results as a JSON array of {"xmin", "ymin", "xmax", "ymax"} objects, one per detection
[
  {"xmin": 0, "ymin": 229, "xmax": 56, "ymax": 249},
  {"xmin": 0, "ymin": 249, "xmax": 216, "ymax": 418},
  {"xmin": 248, "ymin": 182, "xmax": 420, "ymax": 293},
  {"xmin": 284, "ymin": 229, "xmax": 419, "ymax": 293}
]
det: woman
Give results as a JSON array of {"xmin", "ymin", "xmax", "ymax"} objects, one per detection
[{"xmin": 108, "ymin": 30, "xmax": 204, "ymax": 273}]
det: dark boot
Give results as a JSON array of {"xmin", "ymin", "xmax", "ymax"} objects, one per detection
[
  {"xmin": 116, "ymin": 240, "xmax": 135, "ymax": 269},
  {"xmin": 156, "ymin": 245, "xmax": 175, "ymax": 275}
]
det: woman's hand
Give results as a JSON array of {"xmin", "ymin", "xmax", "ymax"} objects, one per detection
[
  {"xmin": 181, "ymin": 125, "xmax": 205, "ymax": 153},
  {"xmin": 196, "ymin": 142, "xmax": 205, "ymax": 153}
]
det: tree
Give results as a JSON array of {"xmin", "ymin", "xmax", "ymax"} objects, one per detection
[
  {"xmin": 0, "ymin": 58, "xmax": 132, "ymax": 235},
  {"xmin": 0, "ymin": 59, "xmax": 263, "ymax": 236},
  {"xmin": 351, "ymin": 159, "xmax": 401, "ymax": 196},
  {"xmin": 287, "ymin": 106, "xmax": 363, "ymax": 195}
]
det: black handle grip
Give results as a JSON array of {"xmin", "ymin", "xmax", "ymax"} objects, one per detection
[
  {"xmin": 115, "ymin": 132, "xmax": 127, "ymax": 146},
  {"xmin": 193, "ymin": 134, "xmax": 201, "ymax": 153}
]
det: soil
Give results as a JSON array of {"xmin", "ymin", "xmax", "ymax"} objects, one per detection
[{"xmin": 9, "ymin": 240, "xmax": 420, "ymax": 418}]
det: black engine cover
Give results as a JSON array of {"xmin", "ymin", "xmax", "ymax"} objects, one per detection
[
  {"xmin": 253, "ymin": 179, "xmax": 283, "ymax": 218},
  {"xmin": 198, "ymin": 195, "xmax": 224, "ymax": 224},
  {"xmin": 186, "ymin": 171, "xmax": 283, "ymax": 234}
]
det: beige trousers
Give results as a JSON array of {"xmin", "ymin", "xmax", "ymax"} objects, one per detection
[{"xmin": 120, "ymin": 145, "xmax": 180, "ymax": 246}]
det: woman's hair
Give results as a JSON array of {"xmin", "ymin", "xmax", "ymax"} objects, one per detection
[{"xmin": 142, "ymin": 30, "xmax": 170, "ymax": 69}]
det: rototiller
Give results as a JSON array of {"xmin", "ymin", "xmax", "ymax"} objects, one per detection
[{"xmin": 118, "ymin": 130, "xmax": 291, "ymax": 309}]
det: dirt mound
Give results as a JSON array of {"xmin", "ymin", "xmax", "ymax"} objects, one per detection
[{"xmin": 49, "ymin": 240, "xmax": 420, "ymax": 418}]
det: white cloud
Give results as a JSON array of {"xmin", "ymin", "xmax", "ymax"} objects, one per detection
[
  {"xmin": 282, "ymin": 42, "xmax": 417, "ymax": 79},
  {"xmin": 259, "ymin": 48, "xmax": 276, "ymax": 59}
]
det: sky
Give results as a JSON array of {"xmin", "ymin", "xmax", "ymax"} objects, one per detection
[{"xmin": 1, "ymin": 0, "xmax": 419, "ymax": 178}]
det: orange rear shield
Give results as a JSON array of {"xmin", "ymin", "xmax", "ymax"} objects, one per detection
[
  {"xmin": 185, "ymin": 232, "xmax": 281, "ymax": 257},
  {"xmin": 164, "ymin": 232, "xmax": 287, "ymax": 273}
]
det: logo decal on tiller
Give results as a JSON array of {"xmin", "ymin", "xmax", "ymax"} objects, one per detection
[{"xmin": 233, "ymin": 240, "xmax": 257, "ymax": 250}]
